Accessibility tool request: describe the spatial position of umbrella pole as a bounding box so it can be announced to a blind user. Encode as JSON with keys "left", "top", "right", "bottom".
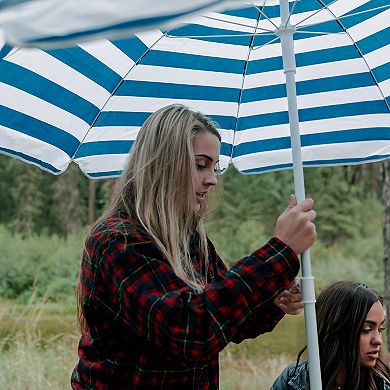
{"left": 278, "top": 0, "right": 322, "bottom": 388}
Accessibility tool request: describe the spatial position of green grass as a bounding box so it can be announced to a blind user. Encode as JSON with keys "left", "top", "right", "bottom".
{"left": 0, "top": 299, "right": 305, "bottom": 390}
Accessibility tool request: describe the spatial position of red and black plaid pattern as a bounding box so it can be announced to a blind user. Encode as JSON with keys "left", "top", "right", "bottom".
{"left": 71, "top": 210, "right": 299, "bottom": 389}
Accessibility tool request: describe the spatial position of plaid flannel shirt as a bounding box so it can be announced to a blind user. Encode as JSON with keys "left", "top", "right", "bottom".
{"left": 71, "top": 210, "right": 299, "bottom": 389}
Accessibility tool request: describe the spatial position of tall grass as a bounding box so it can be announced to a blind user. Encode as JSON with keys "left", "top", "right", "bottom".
{"left": 0, "top": 295, "right": 78, "bottom": 389}
{"left": 0, "top": 296, "right": 302, "bottom": 389}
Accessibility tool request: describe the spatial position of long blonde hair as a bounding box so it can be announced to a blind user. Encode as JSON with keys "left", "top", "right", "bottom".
{"left": 78, "top": 105, "right": 221, "bottom": 323}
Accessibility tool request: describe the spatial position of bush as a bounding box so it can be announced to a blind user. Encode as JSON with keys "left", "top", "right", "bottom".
{"left": 0, "top": 225, "right": 88, "bottom": 303}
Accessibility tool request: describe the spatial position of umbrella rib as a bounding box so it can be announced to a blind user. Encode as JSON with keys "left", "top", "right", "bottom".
{"left": 295, "top": 4, "right": 390, "bottom": 30}
{"left": 286, "top": 0, "right": 299, "bottom": 27}
{"left": 167, "top": 33, "right": 276, "bottom": 38}
{"left": 70, "top": 33, "right": 167, "bottom": 162}
{"left": 230, "top": 0, "right": 269, "bottom": 164}
{"left": 294, "top": 0, "right": 339, "bottom": 29}
{"left": 252, "top": 36, "right": 280, "bottom": 51}
{"left": 294, "top": 30, "right": 345, "bottom": 36}
{"left": 252, "top": 4, "right": 278, "bottom": 29}
{"left": 313, "top": 0, "right": 390, "bottom": 113}
{"left": 202, "top": 15, "right": 274, "bottom": 33}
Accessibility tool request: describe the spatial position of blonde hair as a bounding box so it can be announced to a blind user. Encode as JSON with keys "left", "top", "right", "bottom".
{"left": 104, "top": 104, "right": 220, "bottom": 290}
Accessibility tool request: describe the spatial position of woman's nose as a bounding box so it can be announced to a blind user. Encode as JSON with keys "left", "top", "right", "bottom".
{"left": 372, "top": 331, "right": 383, "bottom": 345}
{"left": 204, "top": 171, "right": 217, "bottom": 186}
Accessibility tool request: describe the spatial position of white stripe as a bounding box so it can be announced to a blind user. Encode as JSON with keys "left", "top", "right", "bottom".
{"left": 379, "top": 79, "right": 390, "bottom": 99}
{"left": 188, "top": 12, "right": 263, "bottom": 33}
{"left": 135, "top": 29, "right": 165, "bottom": 49}
{"left": 126, "top": 64, "right": 243, "bottom": 88}
{"left": 6, "top": 49, "right": 111, "bottom": 106}
{"left": 78, "top": 40, "right": 135, "bottom": 77}
{"left": 364, "top": 44, "right": 390, "bottom": 70}
{"left": 0, "top": 83, "right": 90, "bottom": 140}
{"left": 348, "top": 8, "right": 390, "bottom": 42}
{"left": 0, "top": 125, "right": 71, "bottom": 171}
{"left": 233, "top": 114, "right": 390, "bottom": 145}
{"left": 103, "top": 96, "right": 238, "bottom": 116}
{"left": 82, "top": 126, "right": 140, "bottom": 142}
{"left": 252, "top": 33, "right": 352, "bottom": 61}
{"left": 154, "top": 35, "right": 249, "bottom": 60}
{"left": 329, "top": 0, "right": 372, "bottom": 18}
{"left": 75, "top": 153, "right": 130, "bottom": 174}
{"left": 233, "top": 141, "right": 390, "bottom": 171}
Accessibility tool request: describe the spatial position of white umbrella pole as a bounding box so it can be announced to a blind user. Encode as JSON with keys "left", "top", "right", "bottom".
{"left": 278, "top": 0, "right": 322, "bottom": 388}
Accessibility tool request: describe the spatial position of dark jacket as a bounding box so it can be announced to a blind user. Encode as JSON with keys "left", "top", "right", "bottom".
{"left": 270, "top": 360, "right": 390, "bottom": 390}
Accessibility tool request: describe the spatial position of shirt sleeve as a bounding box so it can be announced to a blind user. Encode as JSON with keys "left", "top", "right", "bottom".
{"left": 209, "top": 238, "right": 292, "bottom": 343}
{"left": 94, "top": 231, "right": 299, "bottom": 361}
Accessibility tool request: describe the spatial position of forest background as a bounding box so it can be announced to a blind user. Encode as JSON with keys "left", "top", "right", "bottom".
{"left": 0, "top": 154, "right": 387, "bottom": 389}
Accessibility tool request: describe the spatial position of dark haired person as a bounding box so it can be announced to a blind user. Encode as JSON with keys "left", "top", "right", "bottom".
{"left": 271, "top": 281, "right": 390, "bottom": 390}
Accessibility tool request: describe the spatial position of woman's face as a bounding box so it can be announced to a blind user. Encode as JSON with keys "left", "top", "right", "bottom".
{"left": 192, "top": 131, "right": 220, "bottom": 212}
{"left": 359, "top": 300, "right": 385, "bottom": 368}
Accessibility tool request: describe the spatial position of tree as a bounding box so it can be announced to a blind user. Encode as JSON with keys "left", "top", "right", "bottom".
{"left": 382, "top": 160, "right": 390, "bottom": 351}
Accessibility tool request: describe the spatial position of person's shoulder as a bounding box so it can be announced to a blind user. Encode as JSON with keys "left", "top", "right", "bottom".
{"left": 270, "top": 360, "right": 309, "bottom": 390}
{"left": 89, "top": 209, "right": 149, "bottom": 245}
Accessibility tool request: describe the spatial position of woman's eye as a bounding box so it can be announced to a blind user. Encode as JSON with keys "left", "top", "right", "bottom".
{"left": 362, "top": 328, "right": 371, "bottom": 334}
{"left": 379, "top": 326, "right": 386, "bottom": 333}
{"left": 196, "top": 164, "right": 207, "bottom": 170}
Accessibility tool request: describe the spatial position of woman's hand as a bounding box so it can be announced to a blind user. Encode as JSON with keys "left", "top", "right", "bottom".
{"left": 274, "top": 282, "right": 303, "bottom": 315}
{"left": 274, "top": 195, "right": 317, "bottom": 255}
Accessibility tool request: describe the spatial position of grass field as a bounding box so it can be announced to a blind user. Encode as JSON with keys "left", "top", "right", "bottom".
{"left": 0, "top": 298, "right": 305, "bottom": 389}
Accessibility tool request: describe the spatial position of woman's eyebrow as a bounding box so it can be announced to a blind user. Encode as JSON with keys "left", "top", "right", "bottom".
{"left": 195, "top": 154, "right": 219, "bottom": 163}
{"left": 364, "top": 320, "right": 385, "bottom": 326}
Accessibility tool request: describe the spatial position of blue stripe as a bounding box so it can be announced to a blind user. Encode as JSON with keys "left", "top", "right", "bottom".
{"left": 0, "top": 147, "right": 61, "bottom": 174}
{"left": 294, "top": 20, "right": 343, "bottom": 37}
{"left": 95, "top": 112, "right": 236, "bottom": 131}
{"left": 118, "top": 80, "right": 240, "bottom": 101}
{"left": 169, "top": 25, "right": 253, "bottom": 46}
{"left": 0, "top": 44, "right": 12, "bottom": 60}
{"left": 233, "top": 127, "right": 390, "bottom": 157}
{"left": 0, "top": 61, "right": 100, "bottom": 124}
{"left": 240, "top": 154, "right": 390, "bottom": 174}
{"left": 75, "top": 140, "right": 133, "bottom": 158}
{"left": 299, "top": 100, "right": 388, "bottom": 122}
{"left": 220, "top": 142, "right": 232, "bottom": 157}
{"left": 87, "top": 170, "right": 123, "bottom": 178}
{"left": 140, "top": 50, "right": 245, "bottom": 74}
{"left": 247, "top": 45, "right": 360, "bottom": 75}
{"left": 296, "top": 45, "right": 360, "bottom": 67}
{"left": 238, "top": 101, "right": 387, "bottom": 130}
{"left": 47, "top": 46, "right": 122, "bottom": 92}
{"left": 112, "top": 37, "right": 149, "bottom": 64}
{"left": 357, "top": 27, "right": 390, "bottom": 54}
{"left": 373, "top": 62, "right": 390, "bottom": 84}
{"left": 0, "top": 106, "right": 80, "bottom": 156}
{"left": 95, "top": 112, "right": 151, "bottom": 127}
{"left": 241, "top": 72, "right": 375, "bottom": 103}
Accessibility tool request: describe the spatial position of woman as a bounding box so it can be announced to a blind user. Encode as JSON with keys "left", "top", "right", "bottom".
{"left": 271, "top": 281, "right": 390, "bottom": 390}
{"left": 71, "top": 104, "right": 316, "bottom": 389}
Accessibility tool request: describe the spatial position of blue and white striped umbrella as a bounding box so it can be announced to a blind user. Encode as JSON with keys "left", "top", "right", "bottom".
{"left": 0, "top": 0, "right": 239, "bottom": 48}
{"left": 1, "top": 1, "right": 389, "bottom": 386}
{"left": 0, "top": 0, "right": 388, "bottom": 179}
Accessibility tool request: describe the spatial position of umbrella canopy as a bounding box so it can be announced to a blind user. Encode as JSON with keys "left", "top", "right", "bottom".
{"left": 0, "top": 0, "right": 240, "bottom": 48}
{"left": 0, "top": 0, "right": 388, "bottom": 179}
{"left": 1, "top": 1, "right": 389, "bottom": 387}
